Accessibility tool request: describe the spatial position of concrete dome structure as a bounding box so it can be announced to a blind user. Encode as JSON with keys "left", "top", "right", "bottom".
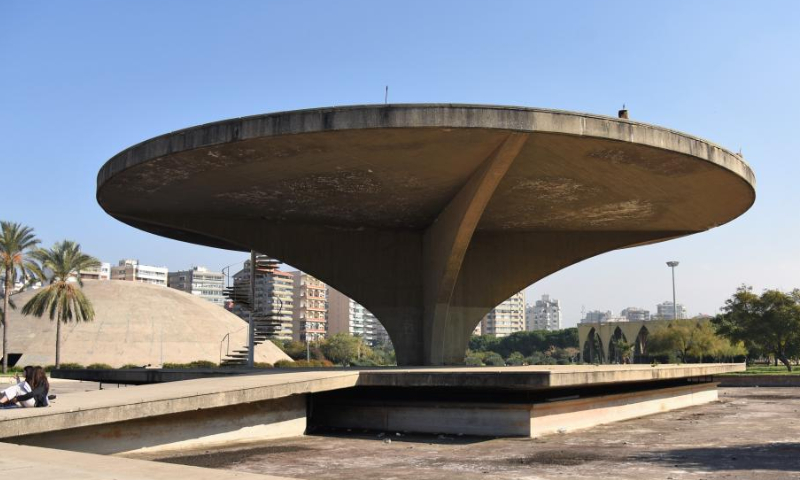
{"left": 97, "top": 104, "right": 756, "bottom": 365}
{"left": 2, "top": 280, "right": 291, "bottom": 367}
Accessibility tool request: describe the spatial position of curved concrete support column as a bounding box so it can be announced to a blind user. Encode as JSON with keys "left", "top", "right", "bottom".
{"left": 422, "top": 133, "right": 529, "bottom": 365}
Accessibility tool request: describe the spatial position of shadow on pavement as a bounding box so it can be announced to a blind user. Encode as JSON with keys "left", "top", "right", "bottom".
{"left": 640, "top": 443, "right": 800, "bottom": 472}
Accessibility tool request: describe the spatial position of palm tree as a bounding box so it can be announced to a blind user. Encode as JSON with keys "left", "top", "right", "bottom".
{"left": 0, "top": 221, "right": 40, "bottom": 373}
{"left": 22, "top": 240, "right": 99, "bottom": 368}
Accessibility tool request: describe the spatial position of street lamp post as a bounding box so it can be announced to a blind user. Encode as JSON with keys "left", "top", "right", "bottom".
{"left": 666, "top": 261, "right": 679, "bottom": 320}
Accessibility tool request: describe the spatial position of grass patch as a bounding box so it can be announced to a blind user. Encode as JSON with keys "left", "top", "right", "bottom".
{"left": 723, "top": 365, "right": 800, "bottom": 376}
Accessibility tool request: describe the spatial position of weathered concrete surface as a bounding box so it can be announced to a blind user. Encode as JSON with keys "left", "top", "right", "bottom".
{"left": 311, "top": 382, "right": 718, "bottom": 438}
{"left": 97, "top": 104, "right": 756, "bottom": 365}
{"left": 153, "top": 388, "right": 800, "bottom": 480}
{"left": 0, "top": 370, "right": 359, "bottom": 439}
{"left": 357, "top": 363, "right": 744, "bottom": 389}
{"left": 0, "top": 365, "right": 741, "bottom": 442}
{"left": 1, "top": 280, "right": 290, "bottom": 367}
{"left": 13, "top": 395, "right": 307, "bottom": 455}
{"left": 0, "top": 442, "right": 296, "bottom": 480}
{"left": 715, "top": 374, "right": 800, "bottom": 387}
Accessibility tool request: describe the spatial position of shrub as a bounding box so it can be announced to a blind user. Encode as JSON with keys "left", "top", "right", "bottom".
{"left": 465, "top": 355, "right": 484, "bottom": 366}
{"left": 483, "top": 352, "right": 506, "bottom": 366}
{"left": 86, "top": 363, "right": 113, "bottom": 370}
{"left": 120, "top": 364, "right": 145, "bottom": 369}
{"left": 56, "top": 363, "right": 84, "bottom": 370}
{"left": 274, "top": 359, "right": 333, "bottom": 368}
{"left": 162, "top": 362, "right": 190, "bottom": 369}
{"left": 254, "top": 362, "right": 274, "bottom": 368}
{"left": 187, "top": 360, "right": 217, "bottom": 369}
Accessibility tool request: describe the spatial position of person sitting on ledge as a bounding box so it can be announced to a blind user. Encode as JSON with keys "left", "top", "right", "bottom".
{"left": 9, "top": 367, "right": 50, "bottom": 408}
{"left": 0, "top": 366, "right": 35, "bottom": 408}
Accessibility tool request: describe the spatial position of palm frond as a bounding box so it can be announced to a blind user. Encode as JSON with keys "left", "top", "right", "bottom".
{"left": 21, "top": 239, "right": 99, "bottom": 325}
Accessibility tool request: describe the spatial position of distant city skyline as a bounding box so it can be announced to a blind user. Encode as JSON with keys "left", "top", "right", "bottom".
{"left": 3, "top": 1, "right": 798, "bottom": 332}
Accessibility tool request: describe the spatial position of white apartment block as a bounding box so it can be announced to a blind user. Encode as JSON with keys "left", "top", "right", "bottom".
{"left": 110, "top": 259, "right": 168, "bottom": 286}
{"left": 168, "top": 266, "right": 225, "bottom": 306}
{"left": 232, "top": 262, "right": 295, "bottom": 340}
{"left": 528, "top": 294, "right": 562, "bottom": 331}
{"left": 476, "top": 290, "right": 526, "bottom": 337}
{"left": 327, "top": 287, "right": 389, "bottom": 346}
{"left": 656, "top": 301, "right": 687, "bottom": 320}
{"left": 581, "top": 310, "right": 612, "bottom": 324}
{"left": 621, "top": 307, "right": 650, "bottom": 322}
{"left": 80, "top": 262, "right": 111, "bottom": 280}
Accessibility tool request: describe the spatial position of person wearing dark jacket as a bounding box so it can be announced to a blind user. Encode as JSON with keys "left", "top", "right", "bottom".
{"left": 6, "top": 367, "right": 49, "bottom": 408}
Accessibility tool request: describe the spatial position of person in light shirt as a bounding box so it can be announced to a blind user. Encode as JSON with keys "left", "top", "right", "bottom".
{"left": 0, "top": 366, "right": 35, "bottom": 408}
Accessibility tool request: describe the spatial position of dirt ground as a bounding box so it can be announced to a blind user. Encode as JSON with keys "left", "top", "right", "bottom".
{"left": 155, "top": 388, "right": 800, "bottom": 479}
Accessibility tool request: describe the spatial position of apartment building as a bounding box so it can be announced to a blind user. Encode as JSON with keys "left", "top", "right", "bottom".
{"left": 168, "top": 266, "right": 225, "bottom": 306}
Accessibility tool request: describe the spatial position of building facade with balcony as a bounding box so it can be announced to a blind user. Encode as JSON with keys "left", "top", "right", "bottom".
{"left": 291, "top": 271, "right": 327, "bottom": 342}
{"left": 476, "top": 290, "right": 526, "bottom": 337}
{"left": 168, "top": 266, "right": 225, "bottom": 306}
{"left": 110, "top": 259, "right": 168, "bottom": 286}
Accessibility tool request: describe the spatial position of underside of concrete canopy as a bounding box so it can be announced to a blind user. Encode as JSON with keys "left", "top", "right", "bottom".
{"left": 96, "top": 104, "right": 756, "bottom": 365}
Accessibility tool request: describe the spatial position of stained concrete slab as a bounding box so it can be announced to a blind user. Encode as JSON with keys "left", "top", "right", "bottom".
{"left": 152, "top": 388, "right": 800, "bottom": 480}
{"left": 0, "top": 365, "right": 742, "bottom": 440}
{"left": 0, "top": 442, "right": 296, "bottom": 480}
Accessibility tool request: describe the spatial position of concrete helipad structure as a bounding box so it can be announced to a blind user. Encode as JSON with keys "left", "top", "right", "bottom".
{"left": 97, "top": 105, "right": 756, "bottom": 365}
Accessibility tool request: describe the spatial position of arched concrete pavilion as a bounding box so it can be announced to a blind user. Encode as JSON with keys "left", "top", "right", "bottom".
{"left": 97, "top": 104, "right": 755, "bottom": 365}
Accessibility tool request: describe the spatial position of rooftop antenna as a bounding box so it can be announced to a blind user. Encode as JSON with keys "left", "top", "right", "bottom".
{"left": 385, "top": 85, "right": 388, "bottom": 104}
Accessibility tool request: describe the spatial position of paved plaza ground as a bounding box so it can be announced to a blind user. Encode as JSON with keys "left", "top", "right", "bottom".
{"left": 153, "top": 387, "right": 800, "bottom": 480}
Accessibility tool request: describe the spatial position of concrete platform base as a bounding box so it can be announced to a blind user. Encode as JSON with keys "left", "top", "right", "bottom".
{"left": 311, "top": 382, "right": 719, "bottom": 438}
{"left": 10, "top": 395, "right": 307, "bottom": 456}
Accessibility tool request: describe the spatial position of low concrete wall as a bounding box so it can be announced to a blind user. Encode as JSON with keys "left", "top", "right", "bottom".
{"left": 10, "top": 395, "right": 307, "bottom": 456}
{"left": 530, "top": 382, "right": 718, "bottom": 436}
{"left": 314, "top": 400, "right": 531, "bottom": 436}
{"left": 311, "top": 383, "right": 719, "bottom": 438}
{"left": 715, "top": 375, "right": 800, "bottom": 387}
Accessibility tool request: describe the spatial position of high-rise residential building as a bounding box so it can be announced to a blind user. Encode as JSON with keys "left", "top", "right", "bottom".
{"left": 80, "top": 262, "right": 111, "bottom": 280}
{"left": 528, "top": 294, "right": 561, "bottom": 331}
{"left": 110, "top": 259, "right": 168, "bottom": 286}
{"left": 168, "top": 266, "right": 225, "bottom": 306}
{"left": 581, "top": 310, "right": 612, "bottom": 323}
{"left": 621, "top": 307, "right": 650, "bottom": 322}
{"left": 477, "top": 291, "right": 526, "bottom": 337}
{"left": 656, "top": 301, "right": 687, "bottom": 320}
{"left": 232, "top": 261, "right": 295, "bottom": 340}
{"left": 327, "top": 287, "right": 389, "bottom": 346}
{"left": 291, "top": 271, "right": 327, "bottom": 342}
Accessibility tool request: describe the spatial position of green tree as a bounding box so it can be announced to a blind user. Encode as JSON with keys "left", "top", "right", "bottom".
{"left": 506, "top": 351, "right": 525, "bottom": 366}
{"left": 320, "top": 333, "right": 361, "bottom": 366}
{"left": 0, "top": 221, "right": 40, "bottom": 373}
{"left": 713, "top": 286, "right": 800, "bottom": 371}
{"left": 21, "top": 240, "right": 100, "bottom": 368}
{"left": 483, "top": 351, "right": 505, "bottom": 366}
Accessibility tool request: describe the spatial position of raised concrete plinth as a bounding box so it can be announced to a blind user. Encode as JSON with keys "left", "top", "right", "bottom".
{"left": 97, "top": 104, "right": 756, "bottom": 365}
{"left": 0, "top": 364, "right": 742, "bottom": 452}
{"left": 357, "top": 363, "right": 741, "bottom": 389}
{"left": 0, "top": 371, "right": 359, "bottom": 440}
{"left": 313, "top": 382, "right": 719, "bottom": 438}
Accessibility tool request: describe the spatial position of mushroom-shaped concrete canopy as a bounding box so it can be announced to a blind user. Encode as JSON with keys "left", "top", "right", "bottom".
{"left": 97, "top": 104, "right": 756, "bottom": 365}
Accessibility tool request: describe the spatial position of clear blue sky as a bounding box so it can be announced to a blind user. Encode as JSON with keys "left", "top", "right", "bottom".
{"left": 2, "top": 1, "right": 798, "bottom": 326}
